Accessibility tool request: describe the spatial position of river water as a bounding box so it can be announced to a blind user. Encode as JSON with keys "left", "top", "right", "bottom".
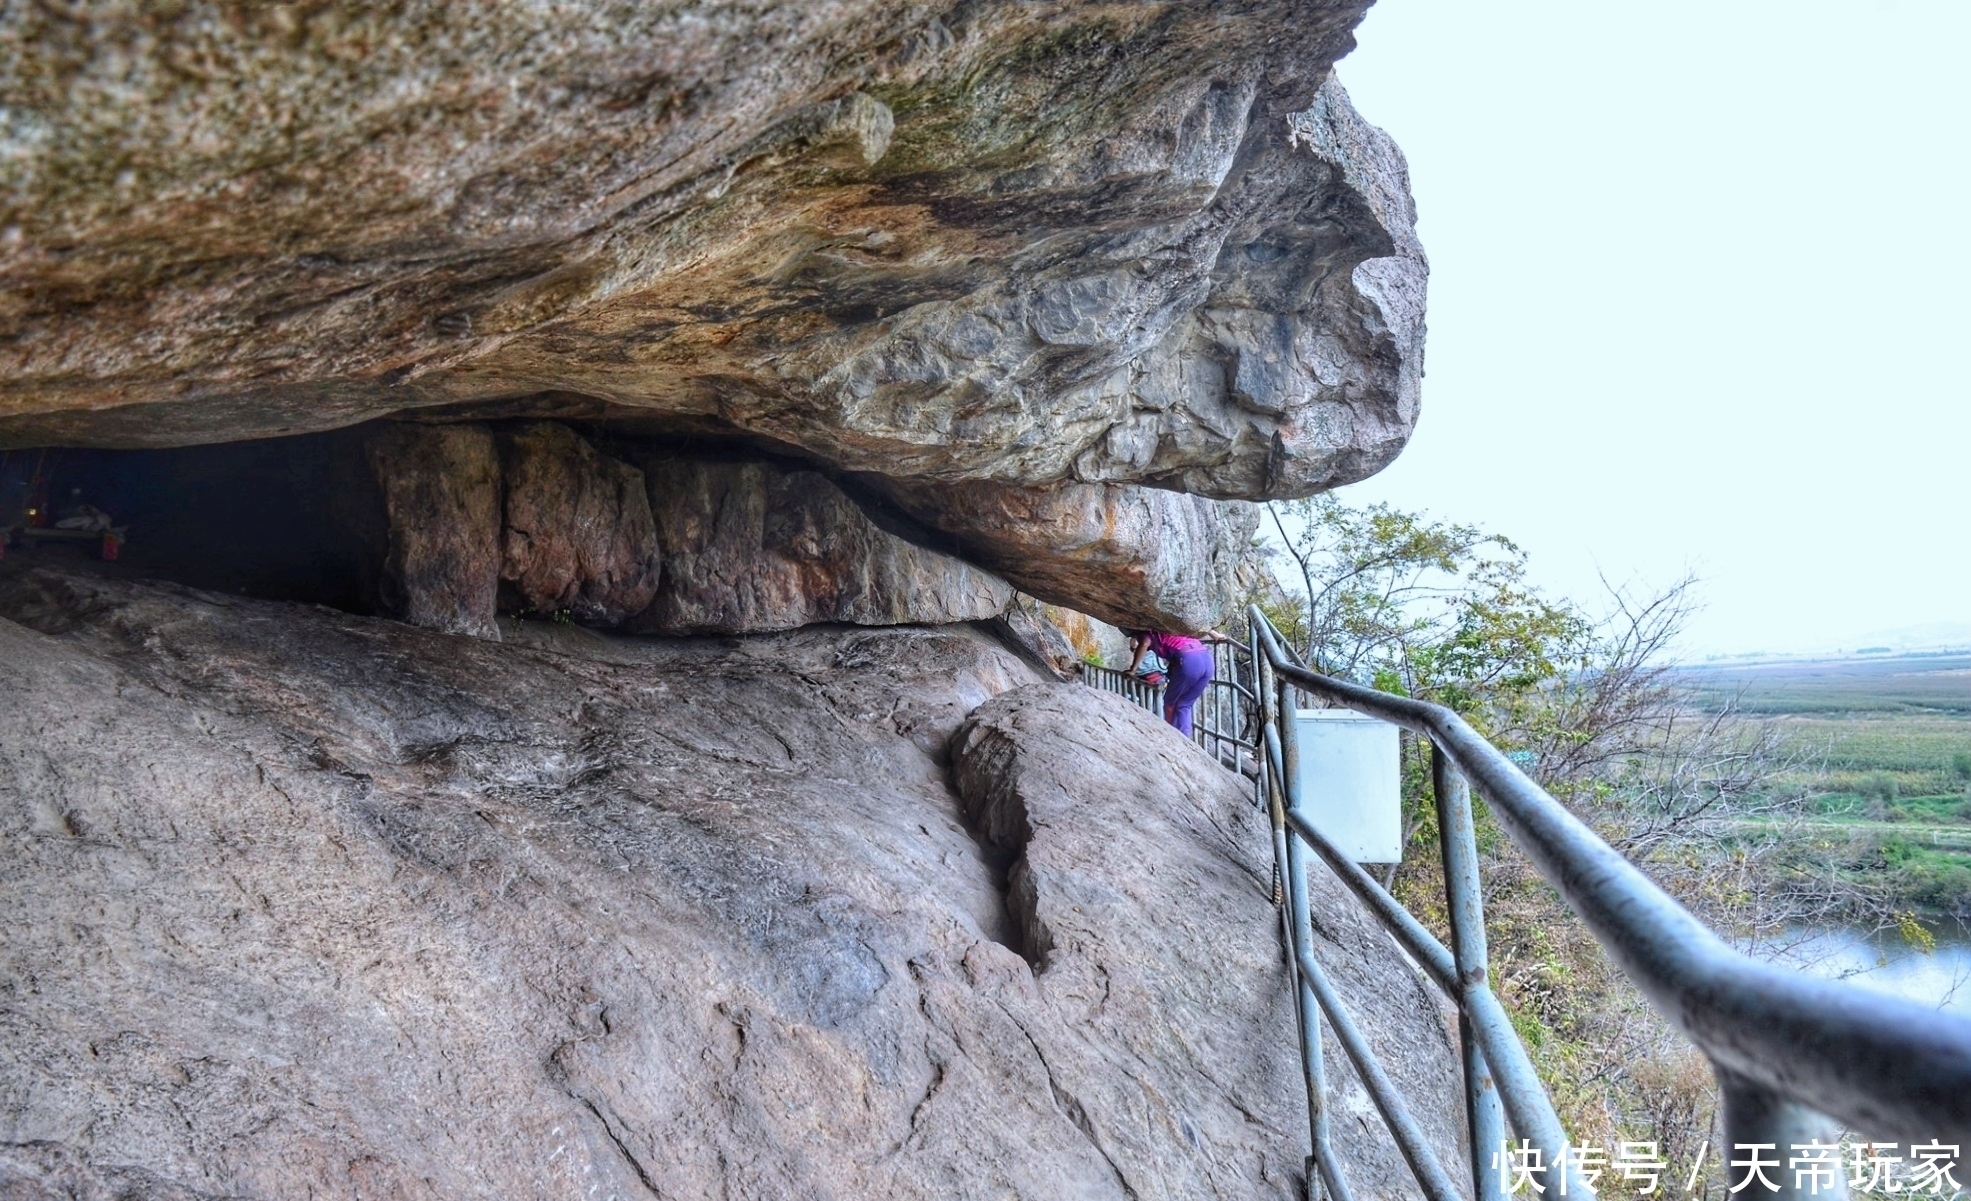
{"left": 1774, "top": 919, "right": 1971, "bottom": 1018}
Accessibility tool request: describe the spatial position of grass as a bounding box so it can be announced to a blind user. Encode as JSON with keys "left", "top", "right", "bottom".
{"left": 1679, "top": 653, "right": 1971, "bottom": 917}
{"left": 1768, "top": 712, "right": 1971, "bottom": 809}
{"left": 1679, "top": 654, "right": 1971, "bottom": 709}
{"left": 1680, "top": 652, "right": 1971, "bottom": 714}
{"left": 1776, "top": 710, "right": 1971, "bottom": 771}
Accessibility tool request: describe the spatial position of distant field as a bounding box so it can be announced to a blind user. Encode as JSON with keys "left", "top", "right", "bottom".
{"left": 1675, "top": 654, "right": 1971, "bottom": 916}
{"left": 1678, "top": 653, "right": 1971, "bottom": 714}
{"left": 1770, "top": 713, "right": 1971, "bottom": 777}
{"left": 1678, "top": 653, "right": 1971, "bottom": 794}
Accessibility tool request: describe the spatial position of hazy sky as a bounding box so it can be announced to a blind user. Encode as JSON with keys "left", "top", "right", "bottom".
{"left": 1327, "top": 0, "right": 1969, "bottom": 657}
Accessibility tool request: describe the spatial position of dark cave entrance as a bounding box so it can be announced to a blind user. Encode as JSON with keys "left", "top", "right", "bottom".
{"left": 0, "top": 415, "right": 975, "bottom": 633}
{"left": 0, "top": 428, "right": 388, "bottom": 613}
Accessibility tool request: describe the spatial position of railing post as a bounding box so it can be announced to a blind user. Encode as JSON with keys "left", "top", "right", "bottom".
{"left": 1274, "top": 670, "right": 1351, "bottom": 1201}
{"left": 1281, "top": 677, "right": 1465, "bottom": 1201}
{"left": 1250, "top": 627, "right": 1266, "bottom": 810}
{"left": 1434, "top": 745, "right": 1509, "bottom": 1201}
{"left": 1717, "top": 1073, "right": 1848, "bottom": 1199}
{"left": 1253, "top": 612, "right": 1593, "bottom": 1198}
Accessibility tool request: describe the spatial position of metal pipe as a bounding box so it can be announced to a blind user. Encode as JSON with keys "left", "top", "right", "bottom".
{"left": 1293, "top": 943, "right": 1463, "bottom": 1201}
{"left": 1276, "top": 674, "right": 1351, "bottom": 1201}
{"left": 1281, "top": 805, "right": 1589, "bottom": 1197}
{"left": 1262, "top": 716, "right": 1585, "bottom": 1194}
{"left": 1252, "top": 607, "right": 1971, "bottom": 1144}
{"left": 1434, "top": 747, "right": 1509, "bottom": 1201}
{"left": 1717, "top": 1072, "right": 1847, "bottom": 1199}
{"left": 1250, "top": 627, "right": 1267, "bottom": 811}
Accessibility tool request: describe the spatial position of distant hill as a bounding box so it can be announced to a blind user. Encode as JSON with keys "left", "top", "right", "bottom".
{"left": 1691, "top": 622, "right": 1971, "bottom": 667}
{"left": 1676, "top": 652, "right": 1971, "bottom": 715}
{"left": 1837, "top": 622, "right": 1971, "bottom": 655}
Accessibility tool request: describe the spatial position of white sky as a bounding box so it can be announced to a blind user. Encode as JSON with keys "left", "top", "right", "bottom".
{"left": 1326, "top": 0, "right": 1970, "bottom": 657}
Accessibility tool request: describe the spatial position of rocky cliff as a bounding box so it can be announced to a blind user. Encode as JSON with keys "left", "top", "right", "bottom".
{"left": 0, "top": 569, "right": 1466, "bottom": 1199}
{"left": 0, "top": 0, "right": 1423, "bottom": 633}
{"left": 0, "top": 4, "right": 1443, "bottom": 1197}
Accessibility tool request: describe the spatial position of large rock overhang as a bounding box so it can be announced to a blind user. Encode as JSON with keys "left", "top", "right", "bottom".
{"left": 0, "top": 1, "right": 1426, "bottom": 630}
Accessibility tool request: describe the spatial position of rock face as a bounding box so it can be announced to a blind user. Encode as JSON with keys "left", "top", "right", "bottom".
{"left": 634, "top": 454, "right": 1012, "bottom": 634}
{"left": 365, "top": 422, "right": 503, "bottom": 640}
{"left": 497, "top": 422, "right": 662, "bottom": 625}
{"left": 0, "top": 568, "right": 1465, "bottom": 1199}
{"left": 950, "top": 686, "right": 1473, "bottom": 1197}
{"left": 362, "top": 421, "right": 1016, "bottom": 637}
{"left": 882, "top": 477, "right": 1260, "bottom": 631}
{"left": 0, "top": 6, "right": 1422, "bottom": 492}
{"left": 990, "top": 594, "right": 1087, "bottom": 679}
{"left": 984, "top": 595, "right": 1130, "bottom": 679}
{"left": 0, "top": 8, "right": 1446, "bottom": 1195}
{"left": 1035, "top": 599, "right": 1133, "bottom": 668}
{"left": 0, "top": 2, "right": 1424, "bottom": 630}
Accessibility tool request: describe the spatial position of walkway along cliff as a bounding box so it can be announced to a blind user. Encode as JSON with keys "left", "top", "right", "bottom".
{"left": 1095, "top": 621, "right": 1971, "bottom": 1199}
{"left": 5, "top": 6, "right": 1969, "bottom": 1199}
{"left": 0, "top": 2, "right": 1457, "bottom": 1197}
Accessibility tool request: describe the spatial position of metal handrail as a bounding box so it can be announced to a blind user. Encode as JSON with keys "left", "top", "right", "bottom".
{"left": 1244, "top": 605, "right": 1971, "bottom": 1200}
{"left": 1081, "top": 641, "right": 1261, "bottom": 782}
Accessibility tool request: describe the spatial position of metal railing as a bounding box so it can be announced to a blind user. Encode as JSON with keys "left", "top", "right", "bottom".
{"left": 1081, "top": 635, "right": 1261, "bottom": 788}
{"left": 1084, "top": 611, "right": 1971, "bottom": 1200}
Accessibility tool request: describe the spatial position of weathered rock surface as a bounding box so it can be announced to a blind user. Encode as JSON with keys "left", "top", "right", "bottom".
{"left": 881, "top": 476, "right": 1260, "bottom": 631}
{"left": 0, "top": 6, "right": 1446, "bottom": 1193}
{"left": 365, "top": 422, "right": 502, "bottom": 640}
{"left": 989, "top": 594, "right": 1087, "bottom": 679}
{"left": 0, "top": 1141, "right": 227, "bottom": 1201}
{"left": 497, "top": 422, "right": 661, "bottom": 625}
{"left": 0, "top": 1, "right": 1426, "bottom": 639}
{"left": 1035, "top": 599, "right": 1133, "bottom": 668}
{"left": 0, "top": 4, "right": 1423, "bottom": 510}
{"left": 950, "top": 686, "right": 1473, "bottom": 1197}
{"left": 984, "top": 595, "right": 1129, "bottom": 679}
{"left": 634, "top": 454, "right": 1011, "bottom": 634}
{"left": 0, "top": 568, "right": 1464, "bottom": 1199}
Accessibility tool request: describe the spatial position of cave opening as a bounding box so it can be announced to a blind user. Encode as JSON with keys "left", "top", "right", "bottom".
{"left": 0, "top": 429, "right": 388, "bottom": 613}
{"left": 0, "top": 415, "right": 969, "bottom": 636}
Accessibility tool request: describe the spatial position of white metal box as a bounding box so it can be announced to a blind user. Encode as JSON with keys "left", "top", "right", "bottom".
{"left": 1292, "top": 709, "right": 1403, "bottom": 863}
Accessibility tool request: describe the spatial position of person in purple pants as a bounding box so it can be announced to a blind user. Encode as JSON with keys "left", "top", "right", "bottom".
{"left": 1123, "top": 629, "right": 1221, "bottom": 737}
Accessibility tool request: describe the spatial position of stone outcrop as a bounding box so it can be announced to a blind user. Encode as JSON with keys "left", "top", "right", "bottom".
{"left": 0, "top": 568, "right": 1465, "bottom": 1199}
{"left": 634, "top": 454, "right": 1012, "bottom": 634}
{"left": 365, "top": 422, "right": 503, "bottom": 640}
{"left": 990, "top": 594, "right": 1087, "bottom": 679}
{"left": 0, "top": 7, "right": 1446, "bottom": 1196}
{"left": 497, "top": 422, "right": 662, "bottom": 625}
{"left": 1034, "top": 599, "right": 1133, "bottom": 668}
{"left": 0, "top": 6, "right": 1422, "bottom": 491}
{"left": 986, "top": 596, "right": 1130, "bottom": 679}
{"left": 949, "top": 685, "right": 1471, "bottom": 1196}
{"left": 364, "top": 422, "right": 1020, "bottom": 636}
{"left": 0, "top": 2, "right": 1424, "bottom": 630}
{"left": 881, "top": 477, "right": 1260, "bottom": 631}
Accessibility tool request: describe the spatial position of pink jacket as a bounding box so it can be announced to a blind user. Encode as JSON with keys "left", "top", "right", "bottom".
{"left": 1146, "top": 632, "right": 1206, "bottom": 658}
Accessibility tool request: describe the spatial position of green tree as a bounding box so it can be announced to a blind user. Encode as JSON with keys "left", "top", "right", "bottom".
{"left": 1255, "top": 495, "right": 1773, "bottom": 837}
{"left": 1253, "top": 495, "right": 1809, "bottom": 1171}
{"left": 1261, "top": 493, "right": 1588, "bottom": 748}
